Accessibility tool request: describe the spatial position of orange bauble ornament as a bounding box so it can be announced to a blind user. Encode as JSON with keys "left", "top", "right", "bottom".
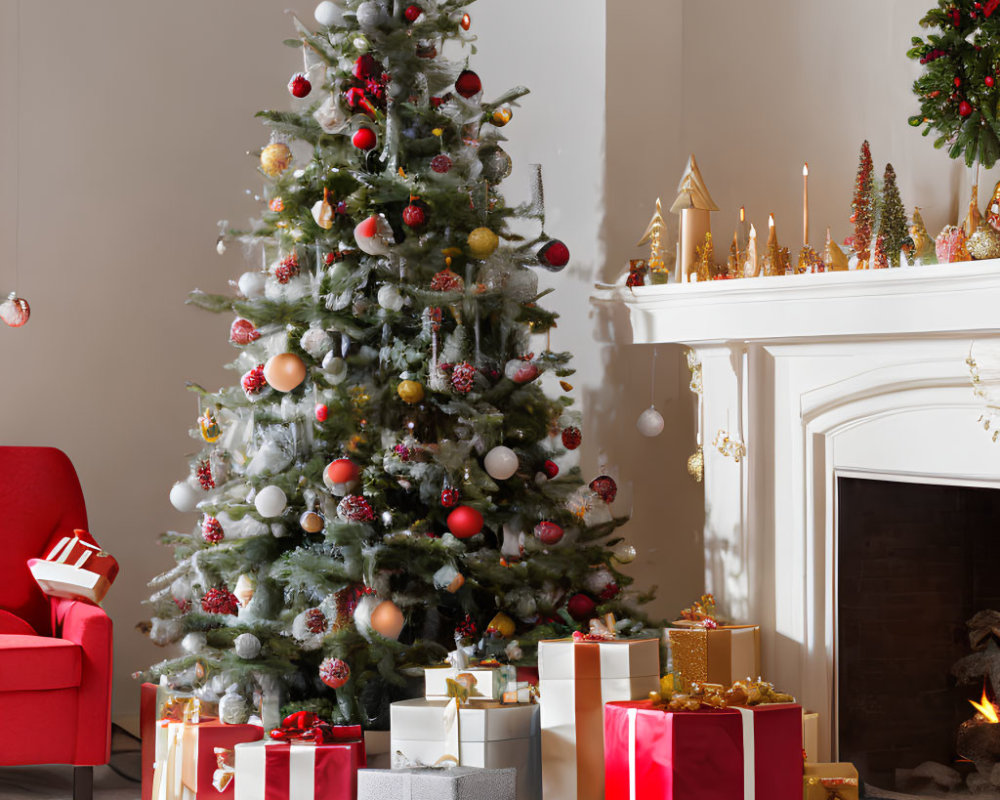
{"left": 324, "top": 459, "right": 360, "bottom": 495}
{"left": 370, "top": 599, "right": 405, "bottom": 640}
{"left": 263, "top": 353, "right": 307, "bottom": 392}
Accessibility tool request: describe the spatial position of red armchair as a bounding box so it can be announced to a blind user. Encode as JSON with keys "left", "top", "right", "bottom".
{"left": 0, "top": 446, "right": 112, "bottom": 800}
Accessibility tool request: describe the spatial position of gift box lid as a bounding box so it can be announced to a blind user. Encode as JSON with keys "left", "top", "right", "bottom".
{"left": 537, "top": 637, "right": 660, "bottom": 681}
{"left": 390, "top": 698, "right": 538, "bottom": 743}
{"left": 358, "top": 765, "right": 516, "bottom": 800}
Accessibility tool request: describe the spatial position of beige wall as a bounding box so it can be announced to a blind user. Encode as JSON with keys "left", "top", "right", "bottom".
{"left": 0, "top": 0, "right": 975, "bottom": 729}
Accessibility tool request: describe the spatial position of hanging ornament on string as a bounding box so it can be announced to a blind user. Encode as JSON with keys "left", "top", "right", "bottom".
{"left": 686, "top": 349, "right": 703, "bottom": 480}
{"left": 0, "top": 294, "right": 29, "bottom": 327}
{"left": 637, "top": 347, "right": 665, "bottom": 437}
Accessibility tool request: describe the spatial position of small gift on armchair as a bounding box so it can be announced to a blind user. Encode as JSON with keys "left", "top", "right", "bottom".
{"left": 27, "top": 528, "right": 119, "bottom": 604}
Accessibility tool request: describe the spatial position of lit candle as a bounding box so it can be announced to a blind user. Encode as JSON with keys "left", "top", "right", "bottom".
{"left": 746, "top": 224, "right": 758, "bottom": 277}
{"left": 802, "top": 163, "right": 809, "bottom": 247}
{"left": 767, "top": 213, "right": 777, "bottom": 248}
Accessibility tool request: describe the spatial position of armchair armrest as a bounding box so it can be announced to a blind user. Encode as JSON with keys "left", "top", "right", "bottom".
{"left": 51, "top": 597, "right": 113, "bottom": 765}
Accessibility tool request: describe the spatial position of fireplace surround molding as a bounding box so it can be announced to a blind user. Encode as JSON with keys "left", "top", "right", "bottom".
{"left": 596, "top": 260, "right": 1000, "bottom": 760}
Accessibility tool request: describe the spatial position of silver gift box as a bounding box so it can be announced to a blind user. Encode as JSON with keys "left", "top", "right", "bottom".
{"left": 357, "top": 766, "right": 516, "bottom": 800}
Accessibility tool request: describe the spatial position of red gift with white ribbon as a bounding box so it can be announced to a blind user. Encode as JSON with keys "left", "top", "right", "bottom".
{"left": 27, "top": 528, "right": 119, "bottom": 603}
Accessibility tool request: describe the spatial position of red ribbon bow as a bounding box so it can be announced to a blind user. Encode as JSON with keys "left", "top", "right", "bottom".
{"left": 268, "top": 711, "right": 362, "bottom": 745}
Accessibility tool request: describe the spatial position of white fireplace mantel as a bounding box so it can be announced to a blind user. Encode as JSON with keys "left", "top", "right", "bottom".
{"left": 596, "top": 260, "right": 1000, "bottom": 761}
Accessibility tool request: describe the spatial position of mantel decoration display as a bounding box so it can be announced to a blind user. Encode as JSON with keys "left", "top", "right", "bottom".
{"left": 140, "top": 0, "right": 658, "bottom": 730}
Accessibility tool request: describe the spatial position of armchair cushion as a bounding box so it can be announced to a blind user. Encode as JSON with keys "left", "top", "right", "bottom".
{"left": 0, "top": 610, "right": 37, "bottom": 636}
{"left": 0, "top": 635, "right": 81, "bottom": 691}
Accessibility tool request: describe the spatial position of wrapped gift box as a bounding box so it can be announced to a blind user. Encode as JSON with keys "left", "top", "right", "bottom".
{"left": 803, "top": 763, "right": 859, "bottom": 800}
{"left": 666, "top": 624, "right": 760, "bottom": 688}
{"left": 425, "top": 664, "right": 517, "bottom": 701}
{"left": 151, "top": 717, "right": 263, "bottom": 800}
{"left": 390, "top": 698, "right": 540, "bottom": 800}
{"left": 358, "top": 766, "right": 516, "bottom": 800}
{"left": 603, "top": 699, "right": 802, "bottom": 800}
{"left": 234, "top": 728, "right": 366, "bottom": 800}
{"left": 537, "top": 638, "right": 660, "bottom": 800}
{"left": 27, "top": 530, "right": 119, "bottom": 603}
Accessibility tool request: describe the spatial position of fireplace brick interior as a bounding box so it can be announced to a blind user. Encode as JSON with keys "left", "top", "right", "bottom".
{"left": 838, "top": 476, "right": 1000, "bottom": 789}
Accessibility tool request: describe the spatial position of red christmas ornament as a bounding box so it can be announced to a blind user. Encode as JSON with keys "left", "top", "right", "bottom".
{"left": 242, "top": 364, "right": 267, "bottom": 396}
{"left": 534, "top": 520, "right": 564, "bottom": 545}
{"left": 567, "top": 593, "right": 597, "bottom": 623}
{"left": 960, "top": 100, "right": 974, "bottom": 116}
{"left": 451, "top": 361, "right": 477, "bottom": 394}
{"left": 988, "top": 75, "right": 996, "bottom": 87}
{"left": 288, "top": 73, "right": 312, "bottom": 98}
{"left": 269, "top": 197, "right": 285, "bottom": 213}
{"left": 326, "top": 458, "right": 360, "bottom": 487}
{"left": 230, "top": 318, "right": 260, "bottom": 345}
{"left": 599, "top": 582, "right": 620, "bottom": 601}
{"left": 304, "top": 608, "right": 328, "bottom": 634}
{"left": 0, "top": 294, "right": 29, "bottom": 328}
{"left": 455, "top": 613, "right": 477, "bottom": 638}
{"left": 954, "top": 77, "right": 963, "bottom": 87}
{"left": 196, "top": 459, "right": 215, "bottom": 490}
{"left": 201, "top": 586, "right": 239, "bottom": 615}
{"left": 561, "top": 426, "right": 582, "bottom": 450}
{"left": 542, "top": 460, "right": 559, "bottom": 479}
{"left": 338, "top": 494, "right": 375, "bottom": 522}
{"left": 440, "top": 487, "right": 460, "bottom": 508}
{"left": 455, "top": 69, "right": 482, "bottom": 98}
{"left": 352, "top": 127, "right": 378, "bottom": 150}
{"left": 319, "top": 657, "right": 351, "bottom": 689}
{"left": 537, "top": 240, "right": 570, "bottom": 270}
{"left": 201, "top": 516, "right": 224, "bottom": 544}
{"left": 430, "top": 267, "right": 463, "bottom": 292}
{"left": 460, "top": 13, "right": 471, "bottom": 30}
{"left": 402, "top": 203, "right": 427, "bottom": 228}
{"left": 275, "top": 252, "right": 300, "bottom": 284}
{"left": 431, "top": 154, "right": 453, "bottom": 173}
{"left": 589, "top": 475, "right": 618, "bottom": 504}
{"left": 315, "top": 404, "right": 329, "bottom": 422}
{"left": 353, "top": 54, "right": 380, "bottom": 80}
{"left": 447, "top": 505, "right": 484, "bottom": 538}
{"left": 430, "top": 95, "right": 446, "bottom": 109}
{"left": 403, "top": 4, "right": 422, "bottom": 22}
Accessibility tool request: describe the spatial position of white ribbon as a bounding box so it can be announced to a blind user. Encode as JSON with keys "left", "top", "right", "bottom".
{"left": 441, "top": 697, "right": 461, "bottom": 764}
{"left": 46, "top": 535, "right": 100, "bottom": 568}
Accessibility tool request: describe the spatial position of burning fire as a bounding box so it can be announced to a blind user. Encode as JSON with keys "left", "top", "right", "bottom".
{"left": 970, "top": 687, "right": 999, "bottom": 724}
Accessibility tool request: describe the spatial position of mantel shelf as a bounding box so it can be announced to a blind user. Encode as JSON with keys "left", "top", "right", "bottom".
{"left": 594, "top": 259, "right": 1000, "bottom": 346}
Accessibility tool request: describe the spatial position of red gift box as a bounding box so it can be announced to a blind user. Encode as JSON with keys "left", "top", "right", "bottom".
{"left": 233, "top": 725, "right": 367, "bottom": 800}
{"left": 27, "top": 529, "right": 119, "bottom": 603}
{"left": 603, "top": 700, "right": 802, "bottom": 800}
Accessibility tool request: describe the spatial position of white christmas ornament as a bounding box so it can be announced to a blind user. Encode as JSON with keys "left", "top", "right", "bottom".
{"left": 254, "top": 485, "right": 287, "bottom": 518}
{"left": 234, "top": 633, "right": 262, "bottom": 660}
{"left": 300, "top": 326, "right": 334, "bottom": 359}
{"left": 377, "top": 284, "right": 405, "bottom": 312}
{"left": 484, "top": 446, "right": 518, "bottom": 480}
{"left": 354, "top": 214, "right": 394, "bottom": 255}
{"left": 322, "top": 352, "right": 349, "bottom": 383}
{"left": 636, "top": 406, "right": 665, "bottom": 437}
{"left": 314, "top": 1, "right": 345, "bottom": 27}
{"left": 352, "top": 593, "right": 379, "bottom": 643}
{"left": 355, "top": 1, "right": 384, "bottom": 30}
{"left": 181, "top": 632, "right": 207, "bottom": 654}
{"left": 169, "top": 481, "right": 200, "bottom": 513}
{"left": 150, "top": 617, "right": 183, "bottom": 646}
{"left": 216, "top": 240, "right": 226, "bottom": 255}
{"left": 314, "top": 94, "right": 347, "bottom": 134}
{"left": 238, "top": 271, "right": 267, "bottom": 299}
{"left": 219, "top": 684, "right": 251, "bottom": 724}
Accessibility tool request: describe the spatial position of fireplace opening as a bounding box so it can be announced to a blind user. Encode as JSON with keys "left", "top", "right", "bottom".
{"left": 837, "top": 476, "right": 1000, "bottom": 794}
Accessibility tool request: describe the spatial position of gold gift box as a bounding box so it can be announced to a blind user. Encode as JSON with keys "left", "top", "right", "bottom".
{"left": 803, "top": 763, "right": 859, "bottom": 800}
{"left": 667, "top": 623, "right": 760, "bottom": 688}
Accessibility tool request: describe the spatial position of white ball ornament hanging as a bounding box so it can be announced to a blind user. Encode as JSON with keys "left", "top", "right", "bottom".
{"left": 254, "top": 485, "right": 287, "bottom": 518}
{"left": 611, "top": 541, "right": 637, "bottom": 564}
{"left": 355, "top": 1, "right": 384, "bottom": 31}
{"left": 181, "top": 632, "right": 207, "bottom": 654}
{"left": 234, "top": 633, "right": 262, "bottom": 660}
{"left": 219, "top": 684, "right": 251, "bottom": 724}
{"left": 636, "top": 406, "right": 665, "bottom": 437}
{"left": 238, "top": 271, "right": 267, "bottom": 299}
{"left": 322, "top": 352, "right": 349, "bottom": 384}
{"left": 354, "top": 214, "right": 394, "bottom": 255}
{"left": 300, "top": 327, "right": 334, "bottom": 360}
{"left": 170, "top": 481, "right": 200, "bottom": 513}
{"left": 377, "top": 285, "right": 405, "bottom": 312}
{"left": 484, "top": 446, "right": 519, "bottom": 480}
{"left": 314, "top": 0, "right": 345, "bottom": 27}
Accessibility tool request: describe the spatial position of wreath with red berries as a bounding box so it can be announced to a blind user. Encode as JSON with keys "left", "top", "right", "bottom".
{"left": 908, "top": 0, "right": 1000, "bottom": 167}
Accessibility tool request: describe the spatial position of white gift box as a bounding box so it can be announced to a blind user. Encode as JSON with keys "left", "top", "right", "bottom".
{"left": 358, "top": 766, "right": 516, "bottom": 800}
{"left": 390, "top": 699, "right": 540, "bottom": 800}
{"left": 424, "top": 665, "right": 517, "bottom": 701}
{"left": 537, "top": 638, "right": 660, "bottom": 800}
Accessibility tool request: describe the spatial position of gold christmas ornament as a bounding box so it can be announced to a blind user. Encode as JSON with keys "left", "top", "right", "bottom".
{"left": 823, "top": 228, "right": 849, "bottom": 271}
{"left": 260, "top": 142, "right": 292, "bottom": 177}
{"left": 908, "top": 208, "right": 935, "bottom": 263}
{"left": 299, "top": 511, "right": 324, "bottom": 533}
{"left": 638, "top": 198, "right": 671, "bottom": 277}
{"left": 487, "top": 611, "right": 516, "bottom": 638}
{"left": 467, "top": 227, "right": 499, "bottom": 259}
{"left": 968, "top": 221, "right": 1000, "bottom": 260}
{"left": 796, "top": 245, "right": 823, "bottom": 274}
{"left": 687, "top": 447, "right": 704, "bottom": 482}
{"left": 987, "top": 181, "right": 1000, "bottom": 231}
{"left": 963, "top": 183, "right": 983, "bottom": 238}
{"left": 491, "top": 107, "right": 512, "bottom": 127}
{"left": 199, "top": 409, "right": 222, "bottom": 443}
{"left": 695, "top": 232, "right": 715, "bottom": 282}
{"left": 763, "top": 214, "right": 789, "bottom": 276}
{"left": 397, "top": 379, "right": 425, "bottom": 404}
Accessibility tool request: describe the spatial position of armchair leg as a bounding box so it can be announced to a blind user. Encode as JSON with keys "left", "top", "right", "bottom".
{"left": 73, "top": 766, "right": 93, "bottom": 800}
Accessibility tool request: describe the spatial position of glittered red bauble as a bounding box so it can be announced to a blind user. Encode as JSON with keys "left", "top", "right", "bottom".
{"left": 326, "top": 458, "right": 360, "bottom": 486}
{"left": 988, "top": 76, "right": 996, "bottom": 87}
{"left": 242, "top": 364, "right": 267, "bottom": 396}
{"left": 455, "top": 69, "right": 482, "bottom": 98}
{"left": 202, "top": 516, "right": 224, "bottom": 544}
{"left": 403, "top": 4, "right": 422, "bottom": 21}
{"left": 230, "top": 318, "right": 260, "bottom": 345}
{"left": 538, "top": 240, "right": 570, "bottom": 271}
{"left": 315, "top": 404, "right": 329, "bottom": 422}
{"left": 534, "top": 520, "right": 564, "bottom": 545}
{"left": 338, "top": 494, "right": 375, "bottom": 522}
{"left": 319, "top": 657, "right": 351, "bottom": 689}
{"left": 567, "top": 593, "right": 597, "bottom": 622}
{"left": 353, "top": 127, "right": 377, "bottom": 150}
{"left": 562, "top": 426, "right": 582, "bottom": 450}
{"left": 0, "top": 294, "right": 30, "bottom": 328}
{"left": 447, "top": 505, "right": 484, "bottom": 538}
{"left": 288, "top": 73, "right": 312, "bottom": 98}
{"left": 196, "top": 459, "right": 215, "bottom": 490}
{"left": 275, "top": 252, "right": 300, "bottom": 284}
{"left": 589, "top": 475, "right": 618, "bottom": 504}
{"left": 353, "top": 54, "right": 379, "bottom": 81}
{"left": 451, "top": 361, "right": 477, "bottom": 394}
{"left": 305, "top": 608, "right": 328, "bottom": 634}
{"left": 431, "top": 154, "right": 453, "bottom": 173}
{"left": 202, "top": 586, "right": 239, "bottom": 615}
{"left": 402, "top": 203, "right": 426, "bottom": 228}
{"left": 542, "top": 460, "right": 559, "bottom": 479}
{"left": 441, "top": 487, "right": 460, "bottom": 508}
{"left": 960, "top": 100, "right": 974, "bottom": 116}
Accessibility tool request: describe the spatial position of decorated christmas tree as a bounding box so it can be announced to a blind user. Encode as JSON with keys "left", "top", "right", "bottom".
{"left": 849, "top": 140, "right": 874, "bottom": 269}
{"left": 141, "top": 0, "right": 653, "bottom": 729}
{"left": 878, "top": 163, "right": 908, "bottom": 268}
